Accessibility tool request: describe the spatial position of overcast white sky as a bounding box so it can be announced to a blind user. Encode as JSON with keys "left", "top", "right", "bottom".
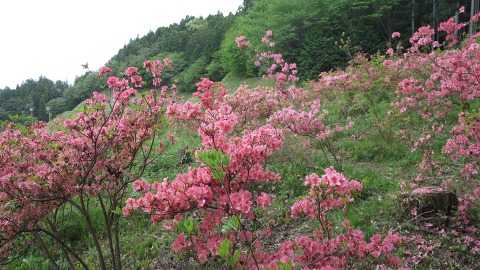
{"left": 0, "top": 0, "right": 243, "bottom": 89}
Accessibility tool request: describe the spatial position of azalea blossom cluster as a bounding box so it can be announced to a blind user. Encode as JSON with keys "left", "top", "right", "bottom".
{"left": 225, "top": 85, "right": 285, "bottom": 130}
{"left": 269, "top": 99, "right": 354, "bottom": 140}
{"left": 409, "top": 26, "right": 437, "bottom": 51}
{"left": 236, "top": 30, "right": 299, "bottom": 93}
{"left": 0, "top": 123, "right": 66, "bottom": 257}
{"left": 264, "top": 230, "right": 404, "bottom": 269}
{"left": 291, "top": 167, "right": 362, "bottom": 219}
{"left": 235, "top": 35, "right": 249, "bottom": 48}
{"left": 438, "top": 17, "right": 465, "bottom": 46}
{"left": 166, "top": 78, "right": 227, "bottom": 124}
{"left": 144, "top": 58, "right": 173, "bottom": 86}
{"left": 443, "top": 111, "right": 480, "bottom": 179}
{"left": 258, "top": 31, "right": 299, "bottom": 92}
{"left": 269, "top": 99, "right": 354, "bottom": 170}
{"left": 223, "top": 74, "right": 309, "bottom": 131}
{"left": 313, "top": 52, "right": 403, "bottom": 112}
{"left": 193, "top": 77, "right": 228, "bottom": 110}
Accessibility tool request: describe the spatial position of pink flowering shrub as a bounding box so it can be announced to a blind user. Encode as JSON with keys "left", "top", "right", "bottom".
{"left": 167, "top": 78, "right": 226, "bottom": 124}
{"left": 233, "top": 30, "right": 299, "bottom": 93}
{"left": 310, "top": 49, "right": 411, "bottom": 144}
{"left": 269, "top": 99, "right": 354, "bottom": 171}
{"left": 0, "top": 61, "right": 174, "bottom": 269}
{"left": 259, "top": 168, "right": 405, "bottom": 269}
{"left": 224, "top": 85, "right": 282, "bottom": 129}
{"left": 125, "top": 100, "right": 286, "bottom": 266}
{"left": 390, "top": 12, "right": 480, "bottom": 217}
{"left": 235, "top": 36, "right": 249, "bottom": 48}
{"left": 127, "top": 147, "right": 409, "bottom": 269}
{"left": 224, "top": 84, "right": 310, "bottom": 131}
{"left": 314, "top": 52, "right": 403, "bottom": 100}
{"left": 193, "top": 78, "right": 229, "bottom": 110}
{"left": 253, "top": 31, "right": 299, "bottom": 93}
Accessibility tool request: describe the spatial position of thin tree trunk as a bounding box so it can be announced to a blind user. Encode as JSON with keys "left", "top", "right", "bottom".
{"left": 454, "top": 2, "right": 460, "bottom": 40}
{"left": 79, "top": 195, "right": 108, "bottom": 270}
{"left": 470, "top": 0, "right": 479, "bottom": 35}
{"left": 37, "top": 228, "right": 90, "bottom": 270}
{"left": 433, "top": 0, "right": 438, "bottom": 45}
{"left": 113, "top": 204, "right": 122, "bottom": 270}
{"left": 34, "top": 231, "right": 61, "bottom": 270}
{"left": 412, "top": 0, "right": 415, "bottom": 36}
{"left": 98, "top": 195, "right": 117, "bottom": 269}
{"left": 46, "top": 222, "right": 76, "bottom": 270}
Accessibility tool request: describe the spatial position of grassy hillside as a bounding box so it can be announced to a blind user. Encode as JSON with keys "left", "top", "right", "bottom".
{"left": 3, "top": 12, "right": 480, "bottom": 267}
{"left": 7, "top": 54, "right": 479, "bottom": 270}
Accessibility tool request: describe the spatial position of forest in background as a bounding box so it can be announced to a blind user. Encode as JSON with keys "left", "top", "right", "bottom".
{"left": 0, "top": 0, "right": 477, "bottom": 124}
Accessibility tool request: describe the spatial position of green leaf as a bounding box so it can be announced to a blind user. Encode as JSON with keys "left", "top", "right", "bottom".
{"left": 221, "top": 154, "right": 231, "bottom": 167}
{"left": 221, "top": 215, "right": 241, "bottom": 234}
{"left": 187, "top": 220, "right": 195, "bottom": 233}
{"left": 198, "top": 149, "right": 229, "bottom": 180}
{"left": 219, "top": 238, "right": 232, "bottom": 259}
{"left": 231, "top": 215, "right": 240, "bottom": 230}
{"left": 276, "top": 260, "right": 293, "bottom": 270}
{"left": 178, "top": 216, "right": 197, "bottom": 234}
{"left": 221, "top": 224, "right": 231, "bottom": 234}
{"left": 230, "top": 250, "right": 240, "bottom": 266}
{"left": 178, "top": 222, "right": 188, "bottom": 234}
{"left": 112, "top": 206, "right": 122, "bottom": 215}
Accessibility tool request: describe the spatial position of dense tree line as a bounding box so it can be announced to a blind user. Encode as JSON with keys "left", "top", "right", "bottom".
{"left": 1, "top": 0, "right": 478, "bottom": 122}
{"left": 109, "top": 12, "right": 236, "bottom": 92}
{"left": 222, "top": 0, "right": 476, "bottom": 80}
{"left": 0, "top": 77, "right": 68, "bottom": 123}
{"left": 0, "top": 72, "right": 103, "bottom": 124}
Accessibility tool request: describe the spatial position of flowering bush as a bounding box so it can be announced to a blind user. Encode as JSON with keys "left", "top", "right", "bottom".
{"left": 125, "top": 105, "right": 285, "bottom": 266}
{"left": 390, "top": 9, "right": 480, "bottom": 216}
{"left": 269, "top": 99, "right": 354, "bottom": 171}
{"left": 0, "top": 61, "right": 174, "bottom": 269}
{"left": 263, "top": 168, "right": 404, "bottom": 269}
{"left": 253, "top": 31, "right": 299, "bottom": 93}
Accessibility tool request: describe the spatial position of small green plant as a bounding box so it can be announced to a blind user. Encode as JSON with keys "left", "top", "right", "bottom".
{"left": 197, "top": 149, "right": 230, "bottom": 180}
{"left": 218, "top": 238, "right": 240, "bottom": 268}
{"left": 178, "top": 215, "right": 198, "bottom": 236}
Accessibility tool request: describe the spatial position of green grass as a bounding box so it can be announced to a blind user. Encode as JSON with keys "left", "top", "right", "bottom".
{"left": 221, "top": 72, "right": 275, "bottom": 92}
